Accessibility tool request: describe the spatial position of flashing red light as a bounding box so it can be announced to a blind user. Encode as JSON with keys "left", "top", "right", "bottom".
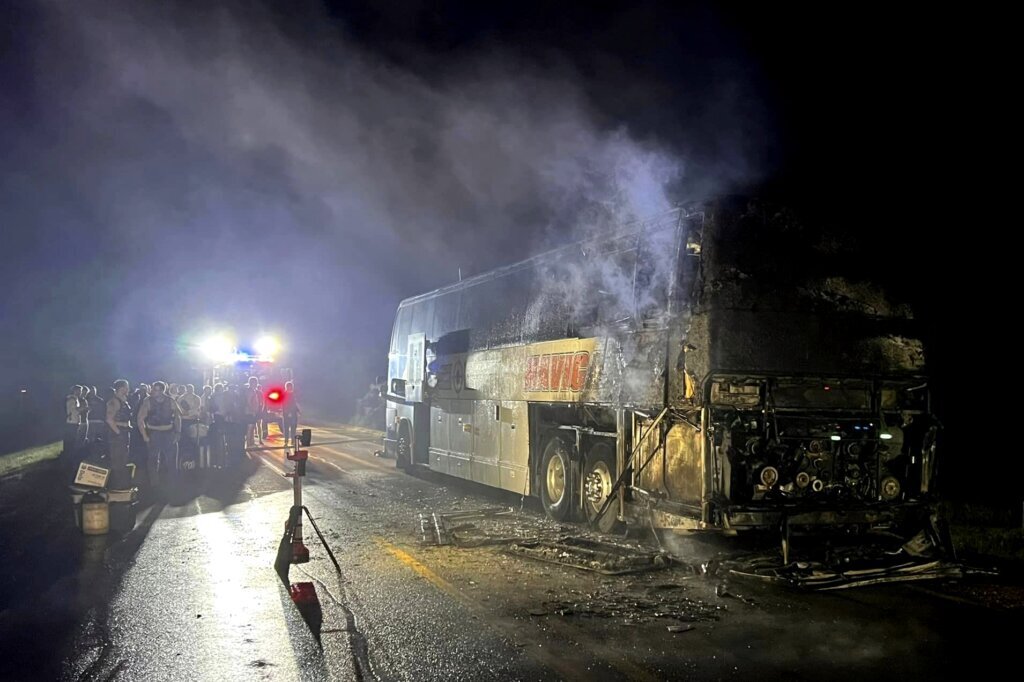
{"left": 265, "top": 387, "right": 285, "bottom": 404}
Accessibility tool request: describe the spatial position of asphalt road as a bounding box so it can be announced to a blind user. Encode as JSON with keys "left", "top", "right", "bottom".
{"left": 2, "top": 422, "right": 1021, "bottom": 681}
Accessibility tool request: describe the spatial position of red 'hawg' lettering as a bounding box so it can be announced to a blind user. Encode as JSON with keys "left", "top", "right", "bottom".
{"left": 570, "top": 352, "right": 589, "bottom": 392}
{"left": 524, "top": 355, "right": 539, "bottom": 390}
{"left": 524, "top": 351, "right": 590, "bottom": 392}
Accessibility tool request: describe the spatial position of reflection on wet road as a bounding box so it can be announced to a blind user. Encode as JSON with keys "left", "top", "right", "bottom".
{"left": 21, "top": 422, "right": 1019, "bottom": 680}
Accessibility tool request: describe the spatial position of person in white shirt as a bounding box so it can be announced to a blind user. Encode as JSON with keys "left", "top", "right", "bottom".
{"left": 64, "top": 385, "right": 83, "bottom": 459}
{"left": 177, "top": 384, "right": 203, "bottom": 467}
{"left": 245, "top": 377, "right": 262, "bottom": 447}
{"left": 177, "top": 384, "right": 202, "bottom": 421}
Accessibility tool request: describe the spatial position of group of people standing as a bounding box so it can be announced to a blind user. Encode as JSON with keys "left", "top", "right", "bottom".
{"left": 63, "top": 378, "right": 300, "bottom": 493}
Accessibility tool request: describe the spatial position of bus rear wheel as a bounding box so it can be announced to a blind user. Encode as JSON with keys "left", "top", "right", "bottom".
{"left": 583, "top": 442, "right": 622, "bottom": 533}
{"left": 540, "top": 435, "right": 573, "bottom": 522}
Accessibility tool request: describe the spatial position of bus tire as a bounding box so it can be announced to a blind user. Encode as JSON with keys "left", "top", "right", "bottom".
{"left": 583, "top": 441, "right": 623, "bottom": 533}
{"left": 396, "top": 423, "right": 412, "bottom": 471}
{"left": 540, "top": 435, "right": 573, "bottom": 522}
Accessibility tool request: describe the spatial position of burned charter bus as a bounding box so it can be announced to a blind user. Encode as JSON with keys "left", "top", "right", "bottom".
{"left": 385, "top": 200, "right": 937, "bottom": 534}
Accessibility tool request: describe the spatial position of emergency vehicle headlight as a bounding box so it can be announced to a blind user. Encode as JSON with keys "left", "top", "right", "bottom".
{"left": 254, "top": 335, "right": 280, "bottom": 359}
{"left": 200, "top": 335, "right": 234, "bottom": 363}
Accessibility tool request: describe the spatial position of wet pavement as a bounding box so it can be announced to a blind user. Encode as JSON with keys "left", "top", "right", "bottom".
{"left": 2, "top": 423, "right": 1022, "bottom": 680}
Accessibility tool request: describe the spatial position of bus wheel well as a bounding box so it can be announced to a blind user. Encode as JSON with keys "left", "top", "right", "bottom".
{"left": 583, "top": 440, "right": 623, "bottom": 533}
{"left": 538, "top": 433, "right": 574, "bottom": 521}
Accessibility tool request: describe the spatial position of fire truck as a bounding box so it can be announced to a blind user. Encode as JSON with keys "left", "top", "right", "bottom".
{"left": 202, "top": 360, "right": 293, "bottom": 390}
{"left": 384, "top": 199, "right": 938, "bottom": 534}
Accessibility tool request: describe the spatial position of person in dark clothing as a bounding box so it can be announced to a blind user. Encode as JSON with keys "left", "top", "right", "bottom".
{"left": 224, "top": 384, "right": 247, "bottom": 466}
{"left": 137, "top": 381, "right": 182, "bottom": 490}
{"left": 282, "top": 381, "right": 300, "bottom": 445}
{"left": 86, "top": 385, "right": 107, "bottom": 456}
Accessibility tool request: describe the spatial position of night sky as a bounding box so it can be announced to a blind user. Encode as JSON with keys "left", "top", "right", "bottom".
{"left": 2, "top": 1, "right": 979, "bottom": 493}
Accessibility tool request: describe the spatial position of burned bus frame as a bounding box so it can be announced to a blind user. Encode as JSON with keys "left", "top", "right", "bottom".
{"left": 384, "top": 200, "right": 938, "bottom": 535}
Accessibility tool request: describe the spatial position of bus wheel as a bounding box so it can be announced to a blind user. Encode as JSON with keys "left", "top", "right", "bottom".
{"left": 396, "top": 424, "right": 412, "bottom": 471}
{"left": 583, "top": 442, "right": 622, "bottom": 533}
{"left": 540, "top": 435, "right": 573, "bottom": 521}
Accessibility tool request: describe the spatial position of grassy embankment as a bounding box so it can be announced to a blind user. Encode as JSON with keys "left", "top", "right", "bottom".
{"left": 0, "top": 442, "right": 61, "bottom": 478}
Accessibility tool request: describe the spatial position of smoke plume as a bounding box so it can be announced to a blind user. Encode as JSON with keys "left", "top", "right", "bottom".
{"left": 4, "top": 0, "right": 762, "bottom": 412}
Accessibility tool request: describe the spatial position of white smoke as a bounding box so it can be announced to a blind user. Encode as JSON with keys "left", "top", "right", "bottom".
{"left": 44, "top": 0, "right": 686, "bottom": 282}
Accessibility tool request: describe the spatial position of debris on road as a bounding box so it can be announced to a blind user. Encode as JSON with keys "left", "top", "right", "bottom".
{"left": 541, "top": 582, "right": 721, "bottom": 624}
{"left": 714, "top": 583, "right": 758, "bottom": 605}
{"left": 418, "top": 507, "right": 518, "bottom": 546}
{"left": 507, "top": 537, "right": 674, "bottom": 575}
{"left": 717, "top": 534, "right": 987, "bottom": 591}
{"left": 728, "top": 556, "right": 967, "bottom": 590}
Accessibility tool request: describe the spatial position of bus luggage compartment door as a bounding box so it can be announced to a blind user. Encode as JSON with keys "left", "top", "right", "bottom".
{"left": 472, "top": 400, "right": 500, "bottom": 489}
{"left": 429, "top": 399, "right": 450, "bottom": 474}
{"left": 498, "top": 401, "right": 528, "bottom": 494}
{"left": 447, "top": 399, "right": 473, "bottom": 479}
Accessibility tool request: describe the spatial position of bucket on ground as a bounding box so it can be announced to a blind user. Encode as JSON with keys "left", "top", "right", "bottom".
{"left": 81, "top": 491, "right": 109, "bottom": 535}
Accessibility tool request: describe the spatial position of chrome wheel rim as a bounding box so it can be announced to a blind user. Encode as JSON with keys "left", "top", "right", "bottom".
{"left": 545, "top": 448, "right": 566, "bottom": 505}
{"left": 585, "top": 460, "right": 613, "bottom": 506}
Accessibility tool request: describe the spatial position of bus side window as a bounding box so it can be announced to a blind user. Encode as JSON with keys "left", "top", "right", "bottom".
{"left": 394, "top": 306, "right": 413, "bottom": 353}
{"left": 411, "top": 298, "right": 433, "bottom": 338}
{"left": 461, "top": 271, "right": 529, "bottom": 350}
{"left": 431, "top": 292, "right": 460, "bottom": 341}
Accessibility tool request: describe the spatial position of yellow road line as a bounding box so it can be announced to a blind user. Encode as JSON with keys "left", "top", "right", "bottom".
{"left": 258, "top": 446, "right": 355, "bottom": 478}
{"left": 310, "top": 454, "right": 351, "bottom": 475}
{"left": 310, "top": 423, "right": 384, "bottom": 438}
{"left": 373, "top": 538, "right": 657, "bottom": 681}
{"left": 374, "top": 538, "right": 463, "bottom": 599}
{"left": 257, "top": 452, "right": 289, "bottom": 478}
{"left": 319, "top": 444, "right": 395, "bottom": 473}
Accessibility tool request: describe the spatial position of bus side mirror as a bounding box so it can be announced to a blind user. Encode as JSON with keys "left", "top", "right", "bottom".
{"left": 391, "top": 378, "right": 406, "bottom": 396}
